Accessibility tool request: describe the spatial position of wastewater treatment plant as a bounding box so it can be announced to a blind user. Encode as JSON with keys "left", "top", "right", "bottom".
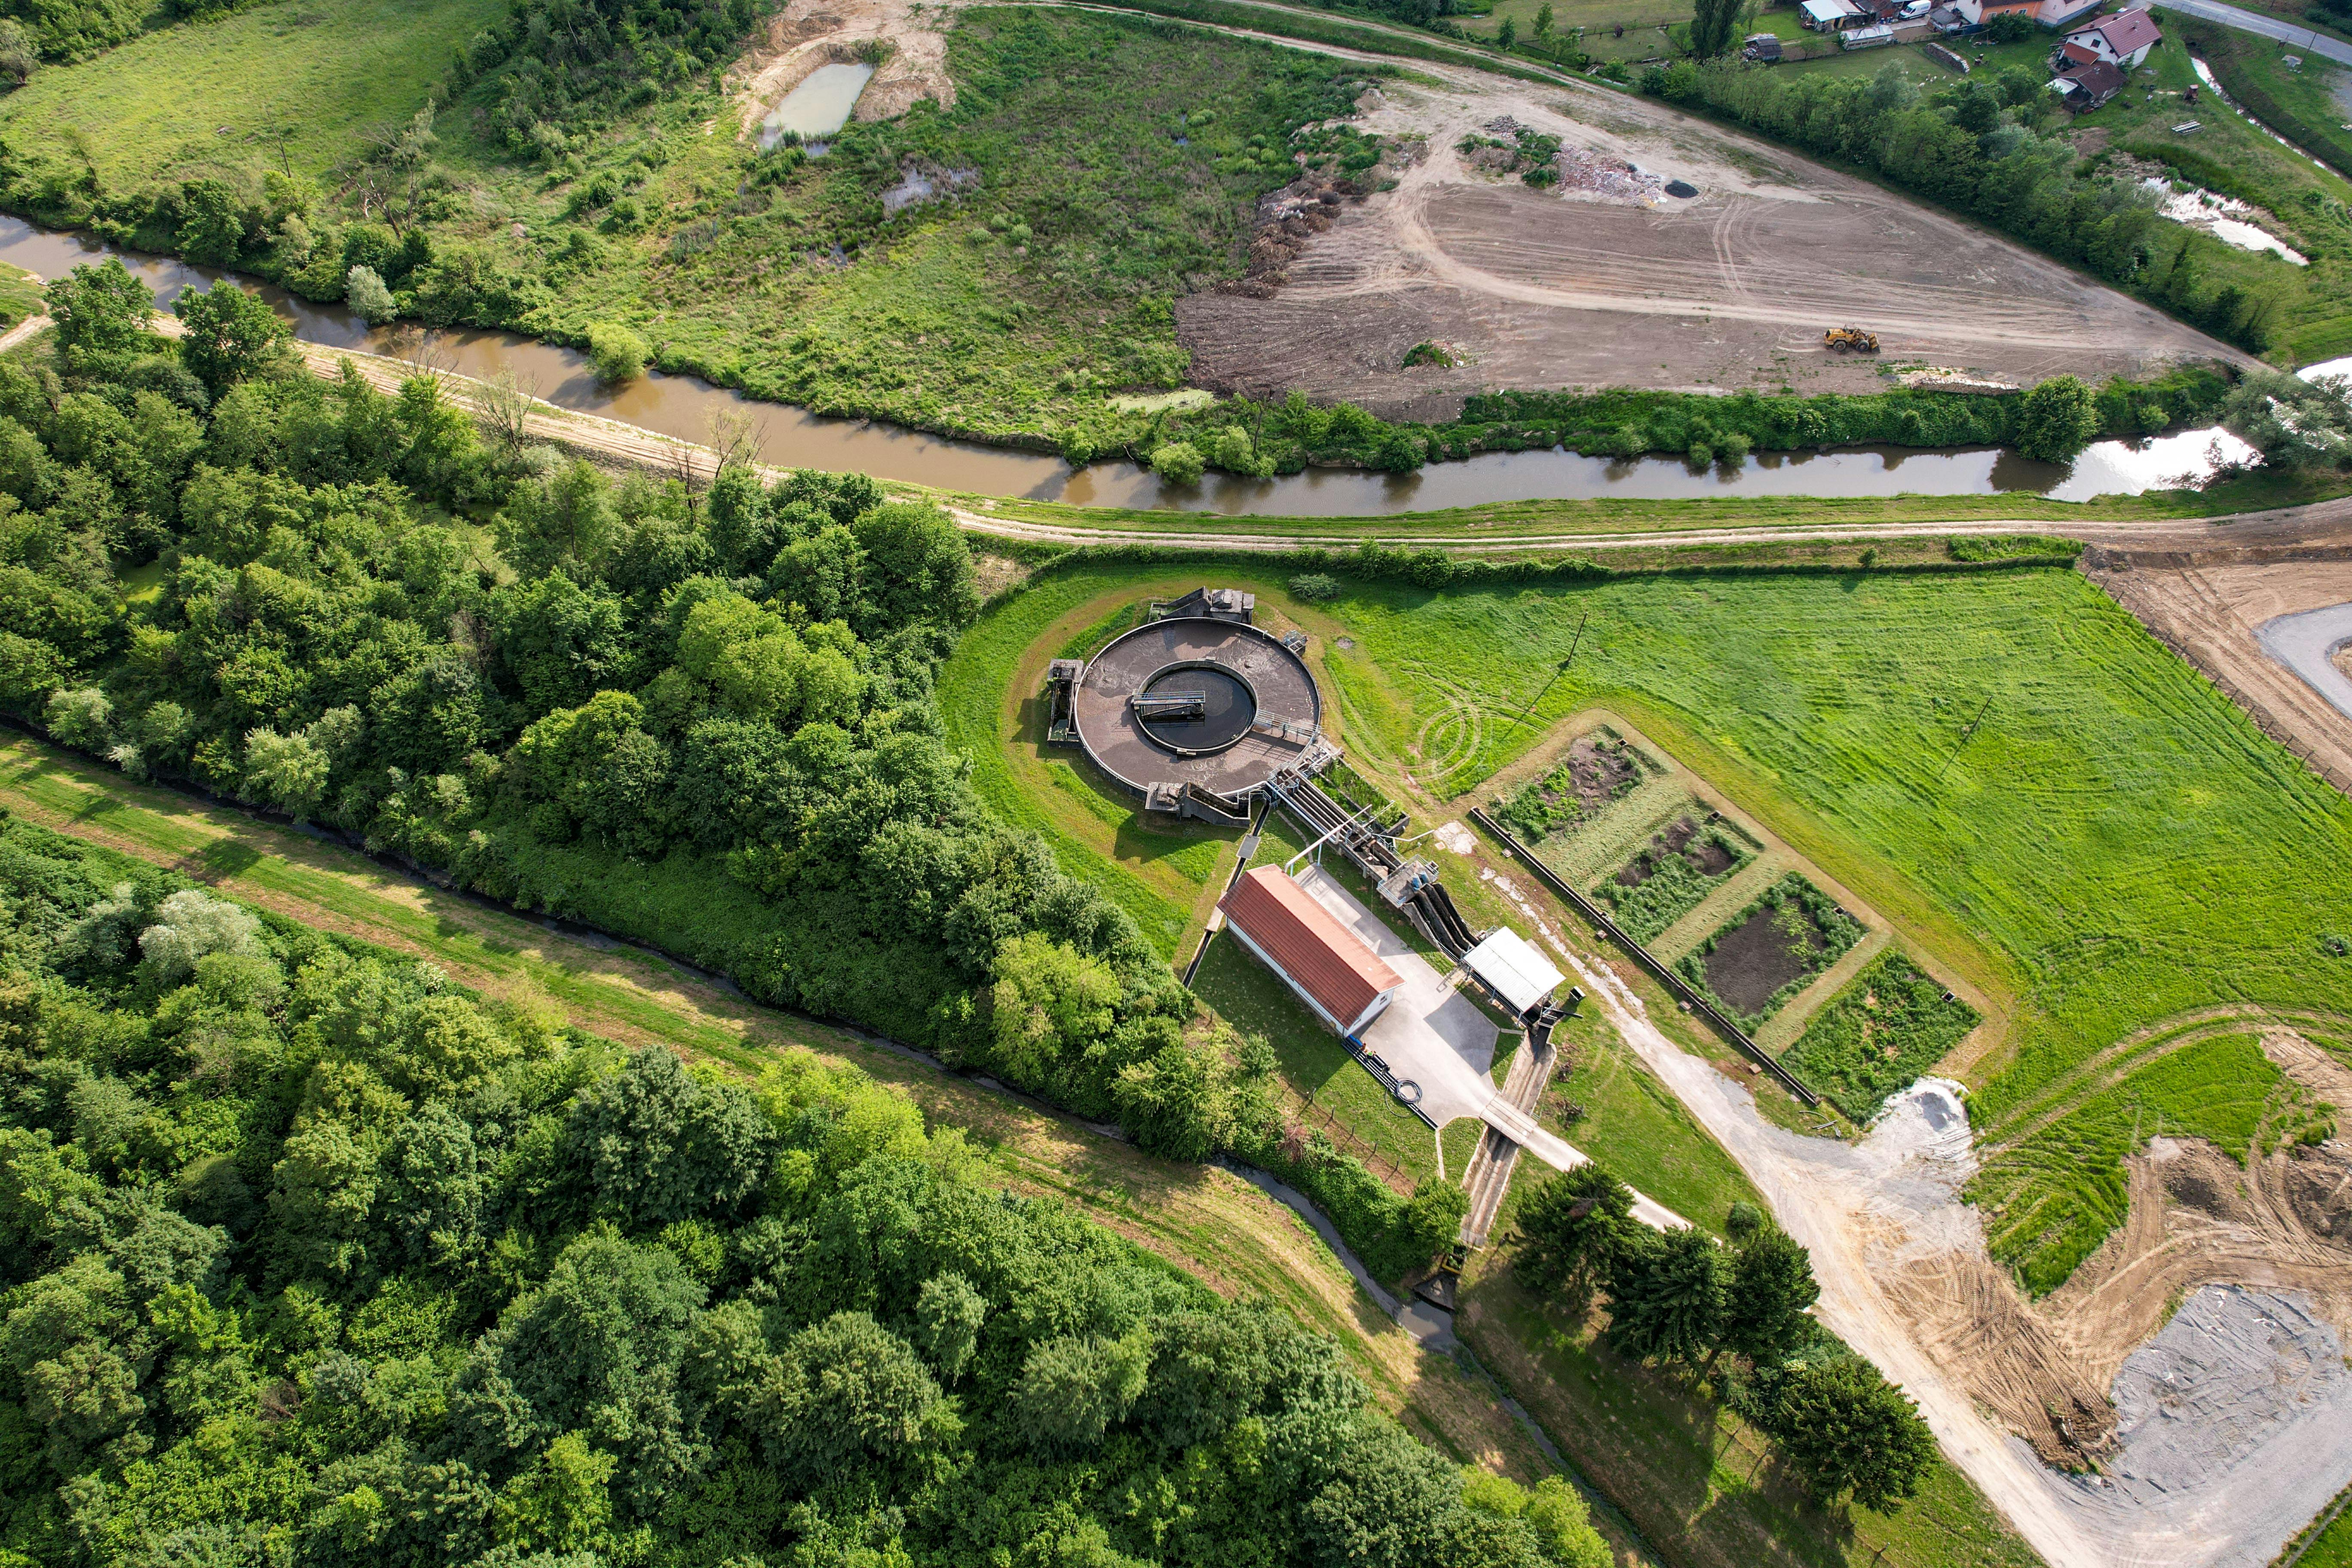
{"left": 5, "top": 1, "right": 2352, "bottom": 1565}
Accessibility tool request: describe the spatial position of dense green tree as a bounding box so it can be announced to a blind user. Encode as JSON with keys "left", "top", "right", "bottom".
{"left": 1763, "top": 1354, "right": 1939, "bottom": 1511}
{"left": 46, "top": 260, "right": 155, "bottom": 359}
{"left": 1718, "top": 1224, "right": 1820, "bottom": 1369}
{"left": 1604, "top": 1225, "right": 1726, "bottom": 1366}
{"left": 1688, "top": 0, "right": 1743, "bottom": 58}
{"left": 1510, "top": 1164, "right": 1632, "bottom": 1302}
{"left": 172, "top": 282, "right": 290, "bottom": 395}
{"left": 2015, "top": 374, "right": 2102, "bottom": 463}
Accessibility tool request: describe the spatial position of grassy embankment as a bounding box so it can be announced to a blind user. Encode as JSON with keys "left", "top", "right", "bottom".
{"left": 0, "top": 732, "right": 1580, "bottom": 1497}
{"left": 0, "top": 0, "right": 509, "bottom": 185}
{"left": 961, "top": 556, "right": 2352, "bottom": 1297}
{"left": 1456, "top": 1262, "right": 2045, "bottom": 1568}
{"left": 0, "top": 261, "right": 43, "bottom": 328}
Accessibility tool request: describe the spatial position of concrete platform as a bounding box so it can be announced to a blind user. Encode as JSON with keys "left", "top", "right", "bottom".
{"left": 1072, "top": 619, "right": 1320, "bottom": 798}
{"left": 1291, "top": 864, "right": 1690, "bottom": 1230}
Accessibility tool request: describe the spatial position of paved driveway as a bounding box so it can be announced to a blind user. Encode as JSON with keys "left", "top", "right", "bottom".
{"left": 2162, "top": 0, "right": 2352, "bottom": 65}
{"left": 1285, "top": 864, "right": 1692, "bottom": 1226}
{"left": 1295, "top": 864, "right": 1501, "bottom": 1126}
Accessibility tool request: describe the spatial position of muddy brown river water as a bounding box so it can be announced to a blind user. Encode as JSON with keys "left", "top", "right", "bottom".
{"left": 0, "top": 215, "right": 2254, "bottom": 514}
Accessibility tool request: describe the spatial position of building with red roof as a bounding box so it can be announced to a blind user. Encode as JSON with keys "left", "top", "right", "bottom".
{"left": 2061, "top": 6, "right": 2159, "bottom": 68}
{"left": 1217, "top": 867, "right": 1403, "bottom": 1038}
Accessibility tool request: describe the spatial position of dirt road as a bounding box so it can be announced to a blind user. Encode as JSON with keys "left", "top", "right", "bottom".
{"left": 1475, "top": 864, "right": 2352, "bottom": 1568}
{"left": 1176, "top": 69, "right": 2244, "bottom": 418}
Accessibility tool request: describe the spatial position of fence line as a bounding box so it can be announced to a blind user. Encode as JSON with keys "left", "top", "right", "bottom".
{"left": 1469, "top": 808, "right": 1822, "bottom": 1107}
{"left": 1281, "top": 1089, "right": 1418, "bottom": 1197}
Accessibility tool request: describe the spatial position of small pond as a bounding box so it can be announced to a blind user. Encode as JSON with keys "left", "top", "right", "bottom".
{"left": 759, "top": 62, "right": 875, "bottom": 150}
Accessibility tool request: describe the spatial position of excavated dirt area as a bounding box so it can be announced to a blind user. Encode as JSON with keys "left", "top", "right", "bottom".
{"left": 729, "top": 0, "right": 954, "bottom": 139}
{"left": 1177, "top": 72, "right": 2247, "bottom": 420}
{"left": 2089, "top": 558, "right": 2352, "bottom": 798}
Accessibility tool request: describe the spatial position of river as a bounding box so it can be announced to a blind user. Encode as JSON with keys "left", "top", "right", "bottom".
{"left": 0, "top": 214, "right": 2255, "bottom": 514}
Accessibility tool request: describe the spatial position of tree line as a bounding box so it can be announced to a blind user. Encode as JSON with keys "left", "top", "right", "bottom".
{"left": 1510, "top": 1167, "right": 1939, "bottom": 1516}
{"left": 0, "top": 810, "right": 1614, "bottom": 1566}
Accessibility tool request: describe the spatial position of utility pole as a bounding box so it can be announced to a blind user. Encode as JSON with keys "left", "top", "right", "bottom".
{"left": 1504, "top": 612, "right": 1587, "bottom": 741}
{"left": 1935, "top": 698, "right": 1992, "bottom": 784}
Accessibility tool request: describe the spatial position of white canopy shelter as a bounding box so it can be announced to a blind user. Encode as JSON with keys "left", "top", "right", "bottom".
{"left": 1461, "top": 928, "right": 1566, "bottom": 1017}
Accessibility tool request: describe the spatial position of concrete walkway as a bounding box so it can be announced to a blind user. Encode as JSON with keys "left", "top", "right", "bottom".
{"left": 2257, "top": 600, "right": 2352, "bottom": 720}
{"left": 1290, "top": 864, "right": 1692, "bottom": 1228}
{"left": 2162, "top": 0, "right": 2352, "bottom": 65}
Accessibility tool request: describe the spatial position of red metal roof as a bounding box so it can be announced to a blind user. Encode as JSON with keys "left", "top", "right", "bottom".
{"left": 1219, "top": 867, "right": 1401, "bottom": 1029}
{"left": 2059, "top": 40, "right": 2100, "bottom": 65}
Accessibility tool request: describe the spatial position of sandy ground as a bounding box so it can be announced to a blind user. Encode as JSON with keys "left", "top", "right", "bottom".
{"left": 2087, "top": 557, "right": 2352, "bottom": 796}
{"left": 1177, "top": 72, "right": 2249, "bottom": 419}
{"left": 727, "top": 0, "right": 954, "bottom": 139}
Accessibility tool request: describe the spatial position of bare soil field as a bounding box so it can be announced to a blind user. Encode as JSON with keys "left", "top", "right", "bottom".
{"left": 1698, "top": 898, "right": 1831, "bottom": 1018}
{"left": 2086, "top": 556, "right": 2352, "bottom": 796}
{"left": 1177, "top": 73, "right": 2247, "bottom": 418}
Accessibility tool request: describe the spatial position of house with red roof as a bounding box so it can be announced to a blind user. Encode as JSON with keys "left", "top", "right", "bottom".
{"left": 2060, "top": 5, "right": 2160, "bottom": 67}
{"left": 1217, "top": 867, "right": 1402, "bottom": 1038}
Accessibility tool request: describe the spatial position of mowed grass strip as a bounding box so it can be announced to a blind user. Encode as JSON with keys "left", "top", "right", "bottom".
{"left": 0, "top": 734, "right": 1582, "bottom": 1484}
{"left": 0, "top": 0, "right": 510, "bottom": 187}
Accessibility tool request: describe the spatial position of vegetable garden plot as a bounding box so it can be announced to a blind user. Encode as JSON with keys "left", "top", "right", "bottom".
{"left": 1592, "top": 815, "right": 1755, "bottom": 945}
{"left": 1780, "top": 951, "right": 1980, "bottom": 1122}
{"left": 1491, "top": 730, "right": 1652, "bottom": 844}
{"left": 1677, "top": 874, "right": 1864, "bottom": 1027}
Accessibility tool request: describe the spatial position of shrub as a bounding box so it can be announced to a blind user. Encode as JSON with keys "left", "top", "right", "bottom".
{"left": 1148, "top": 441, "right": 1205, "bottom": 484}
{"left": 1288, "top": 572, "right": 1340, "bottom": 602}
{"left": 44, "top": 686, "right": 112, "bottom": 749}
{"left": 344, "top": 264, "right": 396, "bottom": 325}
{"left": 586, "top": 322, "right": 650, "bottom": 385}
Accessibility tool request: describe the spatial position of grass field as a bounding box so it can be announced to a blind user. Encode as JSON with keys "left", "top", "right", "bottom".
{"left": 961, "top": 556, "right": 2352, "bottom": 1292}
{"left": 0, "top": 0, "right": 508, "bottom": 188}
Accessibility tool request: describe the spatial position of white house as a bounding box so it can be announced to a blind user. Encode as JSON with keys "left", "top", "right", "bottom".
{"left": 2060, "top": 6, "right": 2160, "bottom": 68}
{"left": 1799, "top": 0, "right": 1865, "bottom": 30}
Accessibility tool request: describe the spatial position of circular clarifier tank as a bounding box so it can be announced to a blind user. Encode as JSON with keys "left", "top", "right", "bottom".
{"left": 1134, "top": 662, "right": 1260, "bottom": 754}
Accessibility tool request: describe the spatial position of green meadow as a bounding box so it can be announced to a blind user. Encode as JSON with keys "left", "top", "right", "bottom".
{"left": 944, "top": 557, "right": 2352, "bottom": 1290}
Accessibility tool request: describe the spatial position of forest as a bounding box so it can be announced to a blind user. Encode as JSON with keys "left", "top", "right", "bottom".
{"left": 0, "top": 808, "right": 1613, "bottom": 1565}
{"left": 1, "top": 256, "right": 1469, "bottom": 1277}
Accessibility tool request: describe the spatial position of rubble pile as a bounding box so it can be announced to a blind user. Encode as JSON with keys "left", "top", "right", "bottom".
{"left": 1550, "top": 144, "right": 1663, "bottom": 200}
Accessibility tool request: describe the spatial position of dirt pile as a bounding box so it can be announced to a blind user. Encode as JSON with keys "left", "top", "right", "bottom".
{"left": 1549, "top": 144, "right": 1661, "bottom": 202}
{"left": 1231, "top": 179, "right": 1349, "bottom": 299}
